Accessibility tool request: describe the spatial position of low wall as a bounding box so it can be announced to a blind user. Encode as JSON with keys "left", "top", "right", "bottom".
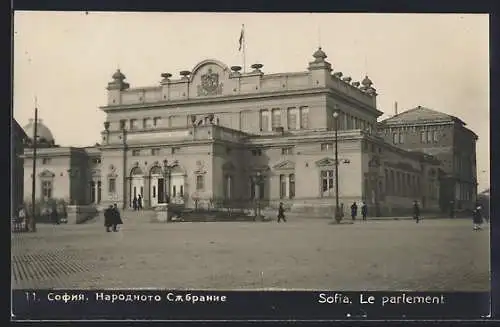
{"left": 66, "top": 205, "right": 100, "bottom": 224}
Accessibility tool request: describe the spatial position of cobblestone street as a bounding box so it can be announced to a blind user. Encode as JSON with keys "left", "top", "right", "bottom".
{"left": 11, "top": 213, "right": 490, "bottom": 291}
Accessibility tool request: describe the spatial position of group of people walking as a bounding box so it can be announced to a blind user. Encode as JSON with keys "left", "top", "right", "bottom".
{"left": 350, "top": 201, "right": 369, "bottom": 221}
{"left": 132, "top": 195, "right": 143, "bottom": 211}
{"left": 104, "top": 203, "right": 123, "bottom": 232}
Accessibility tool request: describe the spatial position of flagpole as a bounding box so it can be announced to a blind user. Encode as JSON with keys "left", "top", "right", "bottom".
{"left": 31, "top": 97, "right": 38, "bottom": 232}
{"left": 242, "top": 24, "right": 246, "bottom": 73}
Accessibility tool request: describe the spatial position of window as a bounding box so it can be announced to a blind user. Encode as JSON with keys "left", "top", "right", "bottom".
{"left": 321, "top": 143, "right": 333, "bottom": 152}
{"left": 97, "top": 181, "right": 102, "bottom": 203}
{"left": 42, "top": 158, "right": 51, "bottom": 165}
{"left": 271, "top": 108, "right": 281, "bottom": 129}
{"left": 398, "top": 133, "right": 404, "bottom": 144}
{"left": 426, "top": 130, "right": 432, "bottom": 143}
{"left": 171, "top": 147, "right": 180, "bottom": 154}
{"left": 300, "top": 106, "right": 309, "bottom": 129}
{"left": 143, "top": 118, "right": 153, "bottom": 129}
{"left": 130, "top": 119, "right": 138, "bottom": 130}
{"left": 433, "top": 131, "right": 439, "bottom": 142}
{"left": 92, "top": 158, "right": 101, "bottom": 164}
{"left": 41, "top": 180, "right": 53, "bottom": 198}
{"left": 179, "top": 185, "right": 184, "bottom": 197}
{"left": 251, "top": 149, "right": 262, "bottom": 156}
{"left": 153, "top": 117, "right": 161, "bottom": 127}
{"left": 420, "top": 131, "right": 425, "bottom": 143}
{"left": 281, "top": 147, "right": 294, "bottom": 155}
{"left": 119, "top": 119, "right": 126, "bottom": 129}
{"left": 108, "top": 178, "right": 116, "bottom": 193}
{"left": 280, "top": 174, "right": 286, "bottom": 199}
{"left": 385, "top": 169, "right": 390, "bottom": 195}
{"left": 321, "top": 170, "right": 335, "bottom": 197}
{"left": 260, "top": 110, "right": 270, "bottom": 132}
{"left": 132, "top": 150, "right": 140, "bottom": 156}
{"left": 151, "top": 148, "right": 160, "bottom": 155}
{"left": 259, "top": 180, "right": 265, "bottom": 200}
{"left": 196, "top": 175, "right": 205, "bottom": 191}
{"left": 392, "top": 133, "right": 398, "bottom": 144}
{"left": 289, "top": 174, "right": 295, "bottom": 199}
{"left": 287, "top": 107, "right": 298, "bottom": 130}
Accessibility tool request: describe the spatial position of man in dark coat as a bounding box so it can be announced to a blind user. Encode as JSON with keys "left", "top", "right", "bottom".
{"left": 132, "top": 196, "right": 138, "bottom": 211}
{"left": 104, "top": 205, "right": 113, "bottom": 232}
{"left": 137, "top": 195, "right": 143, "bottom": 210}
{"left": 473, "top": 203, "right": 483, "bottom": 231}
{"left": 413, "top": 200, "right": 420, "bottom": 223}
{"left": 361, "top": 202, "right": 368, "bottom": 221}
{"left": 51, "top": 204, "right": 59, "bottom": 225}
{"left": 351, "top": 202, "right": 358, "bottom": 221}
{"left": 277, "top": 202, "right": 286, "bottom": 223}
{"left": 112, "top": 203, "right": 123, "bottom": 232}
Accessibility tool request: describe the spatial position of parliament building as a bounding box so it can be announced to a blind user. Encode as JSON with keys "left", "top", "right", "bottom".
{"left": 18, "top": 47, "right": 478, "bottom": 216}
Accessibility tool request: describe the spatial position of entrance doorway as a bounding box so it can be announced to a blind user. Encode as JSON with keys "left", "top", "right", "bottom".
{"left": 130, "top": 166, "right": 145, "bottom": 208}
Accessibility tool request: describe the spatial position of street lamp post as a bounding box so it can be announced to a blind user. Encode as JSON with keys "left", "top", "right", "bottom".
{"left": 254, "top": 171, "right": 264, "bottom": 221}
{"left": 30, "top": 107, "right": 38, "bottom": 232}
{"left": 163, "top": 159, "right": 170, "bottom": 204}
{"left": 332, "top": 107, "right": 341, "bottom": 223}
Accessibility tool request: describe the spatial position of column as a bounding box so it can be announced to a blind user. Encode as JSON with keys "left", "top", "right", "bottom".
{"left": 144, "top": 176, "right": 151, "bottom": 209}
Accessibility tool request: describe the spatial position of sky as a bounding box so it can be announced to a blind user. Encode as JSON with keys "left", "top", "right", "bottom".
{"left": 13, "top": 12, "right": 490, "bottom": 191}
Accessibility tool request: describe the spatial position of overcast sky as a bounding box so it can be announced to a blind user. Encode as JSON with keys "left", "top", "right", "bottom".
{"left": 13, "top": 12, "right": 489, "bottom": 191}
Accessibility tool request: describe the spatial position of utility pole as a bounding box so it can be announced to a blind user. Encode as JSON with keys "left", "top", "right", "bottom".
{"left": 31, "top": 105, "right": 38, "bottom": 232}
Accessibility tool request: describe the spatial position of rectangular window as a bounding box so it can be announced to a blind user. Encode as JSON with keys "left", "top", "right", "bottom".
{"left": 196, "top": 175, "right": 205, "bottom": 191}
{"left": 151, "top": 148, "right": 160, "bottom": 156}
{"left": 41, "top": 181, "right": 52, "bottom": 198}
{"left": 153, "top": 117, "right": 161, "bottom": 127}
{"left": 281, "top": 147, "right": 294, "bottom": 155}
{"left": 420, "top": 131, "right": 426, "bottom": 143}
{"left": 259, "top": 181, "right": 265, "bottom": 200}
{"left": 280, "top": 174, "right": 286, "bottom": 199}
{"left": 321, "top": 143, "right": 333, "bottom": 152}
{"left": 132, "top": 150, "right": 140, "bottom": 156}
{"left": 171, "top": 147, "right": 180, "bottom": 154}
{"left": 130, "top": 119, "right": 138, "bottom": 130}
{"left": 300, "top": 106, "right": 309, "bottom": 129}
{"left": 426, "top": 130, "right": 432, "bottom": 143}
{"left": 392, "top": 133, "right": 398, "bottom": 144}
{"left": 289, "top": 173, "right": 295, "bottom": 199}
{"left": 42, "top": 158, "right": 51, "bottom": 165}
{"left": 399, "top": 133, "right": 404, "bottom": 144}
{"left": 287, "top": 107, "right": 298, "bottom": 130}
{"left": 271, "top": 108, "right": 281, "bottom": 129}
{"left": 108, "top": 178, "right": 116, "bottom": 193}
{"left": 433, "top": 131, "right": 438, "bottom": 142}
{"left": 321, "top": 170, "right": 335, "bottom": 197}
{"left": 119, "top": 119, "right": 126, "bottom": 129}
{"left": 260, "top": 110, "right": 270, "bottom": 132}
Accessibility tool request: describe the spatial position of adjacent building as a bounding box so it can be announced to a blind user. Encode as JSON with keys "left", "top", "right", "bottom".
{"left": 378, "top": 105, "right": 478, "bottom": 212}
{"left": 20, "top": 47, "right": 471, "bottom": 217}
{"left": 12, "top": 119, "right": 28, "bottom": 215}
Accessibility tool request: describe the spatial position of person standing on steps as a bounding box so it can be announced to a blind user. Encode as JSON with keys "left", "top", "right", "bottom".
{"left": 413, "top": 200, "right": 420, "bottom": 223}
{"left": 137, "top": 194, "right": 143, "bottom": 210}
{"left": 277, "top": 202, "right": 287, "bottom": 223}
{"left": 361, "top": 201, "right": 368, "bottom": 221}
{"left": 350, "top": 202, "right": 358, "bottom": 221}
{"left": 111, "top": 203, "right": 123, "bottom": 232}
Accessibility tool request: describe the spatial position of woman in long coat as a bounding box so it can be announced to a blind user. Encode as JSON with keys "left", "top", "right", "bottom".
{"left": 112, "top": 203, "right": 123, "bottom": 232}
{"left": 473, "top": 203, "right": 483, "bottom": 231}
{"left": 104, "top": 205, "right": 114, "bottom": 232}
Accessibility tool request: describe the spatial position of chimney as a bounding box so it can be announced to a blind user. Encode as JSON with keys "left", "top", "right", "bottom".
{"left": 394, "top": 101, "right": 398, "bottom": 115}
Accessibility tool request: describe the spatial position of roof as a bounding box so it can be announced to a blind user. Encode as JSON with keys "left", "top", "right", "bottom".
{"left": 380, "top": 106, "right": 465, "bottom": 126}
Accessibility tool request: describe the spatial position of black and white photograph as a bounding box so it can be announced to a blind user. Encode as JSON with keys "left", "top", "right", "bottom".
{"left": 12, "top": 12, "right": 490, "bottom": 295}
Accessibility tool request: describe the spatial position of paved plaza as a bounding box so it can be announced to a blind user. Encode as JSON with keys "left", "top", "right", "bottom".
{"left": 11, "top": 213, "right": 490, "bottom": 291}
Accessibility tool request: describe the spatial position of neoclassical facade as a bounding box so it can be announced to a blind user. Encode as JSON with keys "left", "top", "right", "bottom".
{"left": 21, "top": 48, "right": 452, "bottom": 216}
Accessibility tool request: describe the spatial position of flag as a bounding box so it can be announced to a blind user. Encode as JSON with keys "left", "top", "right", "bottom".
{"left": 238, "top": 25, "right": 245, "bottom": 51}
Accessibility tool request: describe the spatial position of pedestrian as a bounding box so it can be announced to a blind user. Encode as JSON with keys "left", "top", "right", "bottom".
{"left": 449, "top": 200, "right": 455, "bottom": 218}
{"left": 361, "top": 202, "right": 368, "bottom": 221}
{"left": 137, "top": 195, "right": 143, "bottom": 210}
{"left": 51, "top": 204, "right": 59, "bottom": 225}
{"left": 112, "top": 203, "right": 123, "bottom": 232}
{"left": 413, "top": 200, "right": 420, "bottom": 223}
{"left": 350, "top": 202, "right": 358, "bottom": 221}
{"left": 132, "top": 196, "right": 138, "bottom": 211}
{"left": 473, "top": 203, "right": 483, "bottom": 231}
{"left": 277, "top": 202, "right": 286, "bottom": 223}
{"left": 104, "top": 205, "right": 113, "bottom": 232}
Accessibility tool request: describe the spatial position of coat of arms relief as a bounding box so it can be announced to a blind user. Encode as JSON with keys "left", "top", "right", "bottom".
{"left": 197, "top": 68, "right": 223, "bottom": 96}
